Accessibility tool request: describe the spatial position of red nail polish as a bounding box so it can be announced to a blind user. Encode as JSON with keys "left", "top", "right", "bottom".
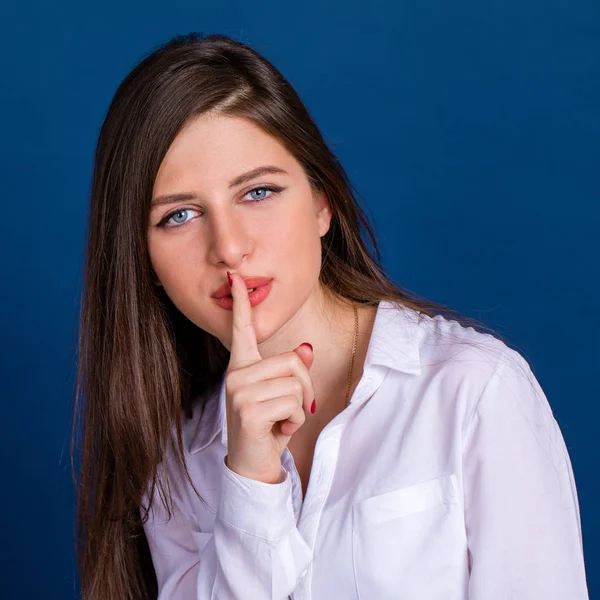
{"left": 227, "top": 271, "right": 233, "bottom": 286}
{"left": 310, "top": 399, "right": 316, "bottom": 414}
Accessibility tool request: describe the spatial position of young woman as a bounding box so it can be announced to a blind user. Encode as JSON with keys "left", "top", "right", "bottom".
{"left": 72, "top": 33, "right": 589, "bottom": 599}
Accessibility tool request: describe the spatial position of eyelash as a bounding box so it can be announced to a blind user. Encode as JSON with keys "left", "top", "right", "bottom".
{"left": 157, "top": 185, "right": 284, "bottom": 229}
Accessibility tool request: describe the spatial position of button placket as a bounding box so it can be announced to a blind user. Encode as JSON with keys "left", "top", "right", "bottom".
{"left": 286, "top": 371, "right": 388, "bottom": 600}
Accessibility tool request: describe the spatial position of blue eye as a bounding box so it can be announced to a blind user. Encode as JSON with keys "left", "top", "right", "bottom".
{"left": 157, "top": 185, "right": 284, "bottom": 229}
{"left": 158, "top": 208, "right": 198, "bottom": 227}
{"left": 245, "top": 186, "right": 277, "bottom": 202}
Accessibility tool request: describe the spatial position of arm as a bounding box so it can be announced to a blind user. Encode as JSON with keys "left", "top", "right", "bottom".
{"left": 462, "top": 353, "right": 589, "bottom": 599}
{"left": 142, "top": 457, "right": 313, "bottom": 599}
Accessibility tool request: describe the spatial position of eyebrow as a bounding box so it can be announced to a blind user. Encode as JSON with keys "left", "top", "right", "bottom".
{"left": 151, "top": 165, "right": 289, "bottom": 208}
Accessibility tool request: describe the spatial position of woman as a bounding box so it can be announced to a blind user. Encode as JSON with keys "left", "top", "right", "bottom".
{"left": 72, "top": 33, "right": 589, "bottom": 599}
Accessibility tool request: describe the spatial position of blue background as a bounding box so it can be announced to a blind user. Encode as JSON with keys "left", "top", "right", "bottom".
{"left": 1, "top": 0, "right": 597, "bottom": 597}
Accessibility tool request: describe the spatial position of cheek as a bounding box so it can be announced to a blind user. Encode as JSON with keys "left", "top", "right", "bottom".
{"left": 266, "top": 201, "right": 318, "bottom": 253}
{"left": 267, "top": 210, "right": 323, "bottom": 287}
{"left": 147, "top": 234, "right": 204, "bottom": 292}
{"left": 147, "top": 238, "right": 172, "bottom": 283}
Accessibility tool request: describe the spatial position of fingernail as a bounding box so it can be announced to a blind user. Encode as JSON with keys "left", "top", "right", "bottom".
{"left": 310, "top": 399, "right": 316, "bottom": 414}
{"left": 227, "top": 271, "right": 233, "bottom": 286}
{"left": 300, "top": 342, "right": 313, "bottom": 352}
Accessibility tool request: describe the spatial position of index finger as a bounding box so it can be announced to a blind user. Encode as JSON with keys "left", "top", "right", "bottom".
{"left": 228, "top": 271, "right": 262, "bottom": 371}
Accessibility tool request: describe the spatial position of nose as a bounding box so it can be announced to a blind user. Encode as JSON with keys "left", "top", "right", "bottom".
{"left": 207, "top": 207, "right": 253, "bottom": 268}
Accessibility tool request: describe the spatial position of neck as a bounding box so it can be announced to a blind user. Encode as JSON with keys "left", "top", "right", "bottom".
{"left": 255, "top": 284, "right": 378, "bottom": 412}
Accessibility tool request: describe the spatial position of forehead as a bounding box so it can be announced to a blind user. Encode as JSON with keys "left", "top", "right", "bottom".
{"left": 153, "top": 114, "right": 298, "bottom": 195}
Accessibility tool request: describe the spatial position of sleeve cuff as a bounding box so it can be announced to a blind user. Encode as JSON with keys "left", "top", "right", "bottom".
{"left": 218, "top": 457, "right": 296, "bottom": 541}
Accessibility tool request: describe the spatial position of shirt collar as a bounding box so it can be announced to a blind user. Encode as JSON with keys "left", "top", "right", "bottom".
{"left": 188, "top": 300, "right": 423, "bottom": 454}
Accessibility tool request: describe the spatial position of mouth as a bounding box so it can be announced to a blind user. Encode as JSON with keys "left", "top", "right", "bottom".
{"left": 211, "top": 276, "right": 273, "bottom": 299}
{"left": 223, "top": 287, "right": 256, "bottom": 298}
{"left": 213, "top": 279, "right": 273, "bottom": 310}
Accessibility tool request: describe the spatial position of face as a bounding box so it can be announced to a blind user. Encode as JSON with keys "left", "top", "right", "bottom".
{"left": 147, "top": 113, "right": 332, "bottom": 349}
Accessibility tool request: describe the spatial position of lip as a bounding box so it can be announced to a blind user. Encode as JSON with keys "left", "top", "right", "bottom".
{"left": 212, "top": 276, "right": 273, "bottom": 299}
{"left": 213, "top": 279, "right": 272, "bottom": 310}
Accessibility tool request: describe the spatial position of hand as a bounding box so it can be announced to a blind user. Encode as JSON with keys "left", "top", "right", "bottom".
{"left": 224, "top": 272, "right": 315, "bottom": 484}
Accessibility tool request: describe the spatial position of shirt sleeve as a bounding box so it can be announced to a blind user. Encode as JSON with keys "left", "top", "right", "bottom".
{"left": 462, "top": 352, "right": 590, "bottom": 599}
{"left": 142, "top": 457, "right": 313, "bottom": 600}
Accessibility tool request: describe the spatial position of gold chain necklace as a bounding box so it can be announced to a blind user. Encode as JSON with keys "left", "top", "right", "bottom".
{"left": 344, "top": 303, "right": 359, "bottom": 409}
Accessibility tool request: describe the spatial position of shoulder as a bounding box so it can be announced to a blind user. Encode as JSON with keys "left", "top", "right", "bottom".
{"left": 410, "top": 308, "right": 526, "bottom": 377}
{"left": 406, "top": 308, "right": 544, "bottom": 423}
{"left": 414, "top": 310, "right": 556, "bottom": 437}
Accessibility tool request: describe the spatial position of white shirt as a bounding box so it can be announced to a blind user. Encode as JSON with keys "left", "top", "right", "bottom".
{"left": 142, "top": 300, "right": 589, "bottom": 599}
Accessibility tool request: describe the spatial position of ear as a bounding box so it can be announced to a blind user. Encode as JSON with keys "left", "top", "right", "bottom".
{"left": 314, "top": 189, "right": 332, "bottom": 237}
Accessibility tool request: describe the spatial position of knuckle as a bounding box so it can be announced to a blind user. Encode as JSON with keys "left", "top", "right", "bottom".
{"left": 225, "top": 371, "right": 239, "bottom": 390}
{"left": 290, "top": 351, "right": 305, "bottom": 369}
{"left": 230, "top": 388, "right": 246, "bottom": 410}
{"left": 238, "top": 403, "right": 255, "bottom": 427}
{"left": 296, "top": 407, "right": 306, "bottom": 426}
{"left": 292, "top": 377, "right": 303, "bottom": 396}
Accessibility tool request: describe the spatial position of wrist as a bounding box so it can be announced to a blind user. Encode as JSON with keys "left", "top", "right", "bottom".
{"left": 224, "top": 456, "right": 285, "bottom": 484}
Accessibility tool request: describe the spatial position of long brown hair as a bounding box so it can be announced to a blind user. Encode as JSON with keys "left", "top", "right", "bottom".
{"left": 72, "top": 32, "right": 517, "bottom": 599}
